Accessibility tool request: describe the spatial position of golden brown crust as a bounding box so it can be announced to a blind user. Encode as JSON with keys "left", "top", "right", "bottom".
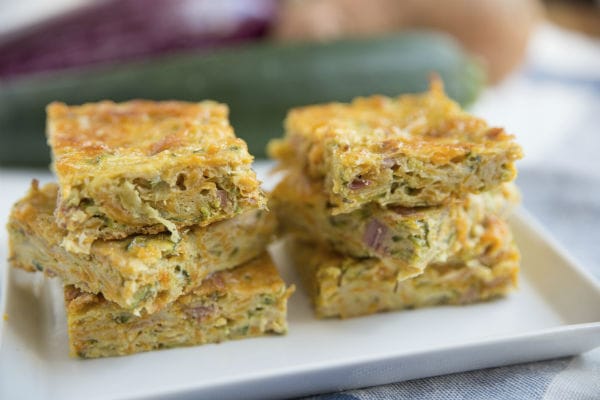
{"left": 269, "top": 82, "right": 523, "bottom": 212}
{"left": 47, "top": 100, "right": 231, "bottom": 157}
{"left": 47, "top": 100, "right": 265, "bottom": 253}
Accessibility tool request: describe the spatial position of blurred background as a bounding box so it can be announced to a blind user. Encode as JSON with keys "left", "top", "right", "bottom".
{"left": 1, "top": 0, "right": 598, "bottom": 82}
{"left": 0, "top": 0, "right": 598, "bottom": 163}
{"left": 0, "top": 0, "right": 599, "bottom": 271}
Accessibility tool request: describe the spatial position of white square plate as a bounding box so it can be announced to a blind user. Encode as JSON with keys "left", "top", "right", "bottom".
{"left": 1, "top": 167, "right": 599, "bottom": 400}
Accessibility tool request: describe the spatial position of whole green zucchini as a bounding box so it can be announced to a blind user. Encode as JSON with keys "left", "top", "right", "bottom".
{"left": 0, "top": 31, "right": 484, "bottom": 166}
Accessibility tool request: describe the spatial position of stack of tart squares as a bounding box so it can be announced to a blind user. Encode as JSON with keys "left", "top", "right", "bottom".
{"left": 269, "top": 81, "right": 524, "bottom": 318}
{"left": 8, "top": 100, "right": 293, "bottom": 358}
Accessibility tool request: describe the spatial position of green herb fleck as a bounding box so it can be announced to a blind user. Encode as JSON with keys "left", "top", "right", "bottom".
{"left": 87, "top": 154, "right": 106, "bottom": 165}
{"left": 113, "top": 314, "right": 132, "bottom": 324}
{"left": 126, "top": 237, "right": 146, "bottom": 251}
{"left": 328, "top": 216, "right": 346, "bottom": 227}
{"left": 468, "top": 154, "right": 482, "bottom": 163}
{"left": 199, "top": 207, "right": 211, "bottom": 219}
{"left": 358, "top": 207, "right": 372, "bottom": 219}
{"left": 175, "top": 265, "right": 190, "bottom": 280}
{"left": 132, "top": 285, "right": 155, "bottom": 307}
{"left": 260, "top": 294, "right": 275, "bottom": 305}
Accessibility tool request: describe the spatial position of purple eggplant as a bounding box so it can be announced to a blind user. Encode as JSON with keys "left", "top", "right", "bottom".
{"left": 0, "top": 0, "right": 275, "bottom": 79}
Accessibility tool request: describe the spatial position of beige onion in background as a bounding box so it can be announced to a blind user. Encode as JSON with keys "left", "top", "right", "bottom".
{"left": 272, "top": 0, "right": 542, "bottom": 83}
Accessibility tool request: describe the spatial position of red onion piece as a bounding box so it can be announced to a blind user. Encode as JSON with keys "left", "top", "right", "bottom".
{"left": 349, "top": 178, "right": 371, "bottom": 190}
{"left": 216, "top": 189, "right": 228, "bottom": 208}
{"left": 382, "top": 157, "right": 395, "bottom": 168}
{"left": 363, "top": 219, "right": 387, "bottom": 252}
{"left": 185, "top": 304, "right": 216, "bottom": 321}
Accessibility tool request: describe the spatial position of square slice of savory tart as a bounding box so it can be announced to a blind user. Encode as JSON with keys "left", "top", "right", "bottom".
{"left": 65, "top": 253, "right": 294, "bottom": 358}
{"left": 268, "top": 81, "right": 522, "bottom": 214}
{"left": 47, "top": 99, "right": 266, "bottom": 253}
{"left": 270, "top": 170, "right": 519, "bottom": 280}
{"left": 8, "top": 181, "right": 275, "bottom": 315}
{"left": 287, "top": 217, "right": 519, "bottom": 319}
